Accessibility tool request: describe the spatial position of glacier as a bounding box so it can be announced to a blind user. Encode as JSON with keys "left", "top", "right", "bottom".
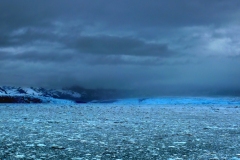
{"left": 96, "top": 97, "right": 240, "bottom": 105}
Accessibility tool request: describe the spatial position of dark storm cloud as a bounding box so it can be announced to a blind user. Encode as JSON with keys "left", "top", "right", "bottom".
{"left": 70, "top": 35, "right": 170, "bottom": 57}
{"left": 0, "top": 52, "right": 74, "bottom": 63}
{"left": 1, "top": 0, "right": 240, "bottom": 30}
{"left": 1, "top": 0, "right": 240, "bottom": 96}
{"left": 0, "top": 35, "right": 11, "bottom": 47}
{"left": 0, "top": 26, "right": 58, "bottom": 48}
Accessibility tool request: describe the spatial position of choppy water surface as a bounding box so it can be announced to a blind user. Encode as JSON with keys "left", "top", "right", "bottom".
{"left": 0, "top": 104, "right": 240, "bottom": 159}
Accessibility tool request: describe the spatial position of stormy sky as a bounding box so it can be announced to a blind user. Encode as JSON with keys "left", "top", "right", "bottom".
{"left": 1, "top": 0, "right": 240, "bottom": 96}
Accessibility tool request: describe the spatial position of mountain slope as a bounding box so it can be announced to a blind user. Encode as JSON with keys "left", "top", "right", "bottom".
{"left": 0, "top": 86, "right": 81, "bottom": 103}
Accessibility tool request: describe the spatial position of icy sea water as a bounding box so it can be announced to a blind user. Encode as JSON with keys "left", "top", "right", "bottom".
{"left": 0, "top": 104, "right": 240, "bottom": 160}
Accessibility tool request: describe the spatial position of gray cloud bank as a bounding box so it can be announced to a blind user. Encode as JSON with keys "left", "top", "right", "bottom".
{"left": 1, "top": 0, "right": 240, "bottom": 96}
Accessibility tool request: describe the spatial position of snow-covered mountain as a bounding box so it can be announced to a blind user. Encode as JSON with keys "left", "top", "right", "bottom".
{"left": 2, "top": 86, "right": 240, "bottom": 105}
{"left": 0, "top": 86, "right": 81, "bottom": 104}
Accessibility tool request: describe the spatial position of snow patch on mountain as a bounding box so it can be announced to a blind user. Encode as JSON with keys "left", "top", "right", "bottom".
{"left": 22, "top": 87, "right": 42, "bottom": 96}
{"left": 0, "top": 86, "right": 81, "bottom": 103}
{"left": 0, "top": 86, "right": 81, "bottom": 98}
{"left": 42, "top": 89, "right": 81, "bottom": 98}
{"left": 0, "top": 86, "right": 19, "bottom": 95}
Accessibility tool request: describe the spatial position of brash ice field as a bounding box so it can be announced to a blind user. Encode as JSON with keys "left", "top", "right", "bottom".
{"left": 0, "top": 104, "right": 240, "bottom": 160}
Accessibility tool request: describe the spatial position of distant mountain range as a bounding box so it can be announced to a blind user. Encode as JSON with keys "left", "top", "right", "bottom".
{"left": 1, "top": 86, "right": 240, "bottom": 105}
{"left": 0, "top": 86, "right": 131, "bottom": 103}
{"left": 0, "top": 86, "right": 81, "bottom": 103}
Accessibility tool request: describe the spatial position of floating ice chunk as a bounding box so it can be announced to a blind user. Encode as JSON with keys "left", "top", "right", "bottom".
{"left": 66, "top": 147, "right": 74, "bottom": 152}
{"left": 26, "top": 144, "right": 35, "bottom": 147}
{"left": 72, "top": 158, "right": 83, "bottom": 160}
{"left": 29, "top": 155, "right": 36, "bottom": 159}
{"left": 37, "top": 144, "right": 46, "bottom": 147}
{"left": 15, "top": 154, "right": 25, "bottom": 159}
{"left": 173, "top": 142, "right": 186, "bottom": 145}
{"left": 95, "top": 155, "right": 101, "bottom": 158}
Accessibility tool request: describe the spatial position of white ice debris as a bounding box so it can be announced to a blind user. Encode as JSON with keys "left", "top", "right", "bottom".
{"left": 37, "top": 144, "right": 46, "bottom": 147}
{"left": 173, "top": 142, "right": 186, "bottom": 145}
{"left": 15, "top": 154, "right": 25, "bottom": 159}
{"left": 71, "top": 158, "right": 83, "bottom": 160}
{"left": 230, "top": 158, "right": 240, "bottom": 160}
{"left": 0, "top": 104, "right": 240, "bottom": 159}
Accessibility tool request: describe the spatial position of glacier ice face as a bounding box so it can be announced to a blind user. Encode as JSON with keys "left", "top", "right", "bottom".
{"left": 112, "top": 97, "right": 240, "bottom": 105}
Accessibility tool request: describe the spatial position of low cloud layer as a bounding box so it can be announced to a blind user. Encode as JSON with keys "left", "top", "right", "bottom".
{"left": 1, "top": 1, "right": 240, "bottom": 96}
